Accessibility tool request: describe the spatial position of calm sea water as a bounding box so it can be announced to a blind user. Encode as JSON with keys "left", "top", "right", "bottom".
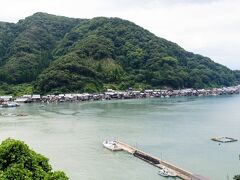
{"left": 0, "top": 95, "right": 240, "bottom": 180}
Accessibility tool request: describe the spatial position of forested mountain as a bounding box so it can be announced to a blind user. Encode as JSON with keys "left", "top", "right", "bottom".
{"left": 0, "top": 12, "right": 238, "bottom": 95}
{"left": 0, "top": 13, "right": 81, "bottom": 84}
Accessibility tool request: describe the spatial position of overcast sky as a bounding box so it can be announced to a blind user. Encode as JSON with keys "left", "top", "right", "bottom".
{"left": 0, "top": 0, "right": 239, "bottom": 69}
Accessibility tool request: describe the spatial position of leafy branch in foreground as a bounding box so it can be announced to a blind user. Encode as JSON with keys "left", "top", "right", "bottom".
{"left": 0, "top": 138, "right": 68, "bottom": 180}
{"left": 234, "top": 175, "right": 240, "bottom": 180}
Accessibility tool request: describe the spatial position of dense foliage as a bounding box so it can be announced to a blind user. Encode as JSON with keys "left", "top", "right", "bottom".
{"left": 0, "top": 138, "right": 68, "bottom": 179}
{"left": 0, "top": 12, "right": 239, "bottom": 94}
{"left": 235, "top": 70, "right": 240, "bottom": 84}
{"left": 234, "top": 175, "right": 240, "bottom": 180}
{"left": 0, "top": 12, "right": 81, "bottom": 84}
{"left": 0, "top": 83, "right": 33, "bottom": 96}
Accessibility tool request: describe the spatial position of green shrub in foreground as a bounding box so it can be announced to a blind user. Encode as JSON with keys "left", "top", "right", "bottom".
{"left": 0, "top": 138, "right": 68, "bottom": 180}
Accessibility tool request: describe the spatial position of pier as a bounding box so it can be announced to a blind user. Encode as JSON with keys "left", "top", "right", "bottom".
{"left": 114, "top": 140, "right": 209, "bottom": 180}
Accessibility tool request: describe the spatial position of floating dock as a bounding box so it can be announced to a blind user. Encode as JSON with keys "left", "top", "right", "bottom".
{"left": 211, "top": 137, "right": 237, "bottom": 143}
{"left": 114, "top": 140, "right": 209, "bottom": 180}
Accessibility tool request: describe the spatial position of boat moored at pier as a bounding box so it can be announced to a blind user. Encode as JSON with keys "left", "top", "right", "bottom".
{"left": 103, "top": 140, "right": 123, "bottom": 151}
{"left": 158, "top": 167, "right": 177, "bottom": 177}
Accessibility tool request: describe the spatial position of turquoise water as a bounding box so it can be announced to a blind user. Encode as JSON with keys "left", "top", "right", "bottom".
{"left": 0, "top": 95, "right": 240, "bottom": 180}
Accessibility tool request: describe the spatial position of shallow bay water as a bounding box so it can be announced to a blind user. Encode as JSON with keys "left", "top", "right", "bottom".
{"left": 0, "top": 95, "right": 240, "bottom": 180}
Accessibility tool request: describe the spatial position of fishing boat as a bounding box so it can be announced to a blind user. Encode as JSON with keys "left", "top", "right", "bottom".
{"left": 158, "top": 167, "right": 177, "bottom": 177}
{"left": 103, "top": 140, "right": 122, "bottom": 151}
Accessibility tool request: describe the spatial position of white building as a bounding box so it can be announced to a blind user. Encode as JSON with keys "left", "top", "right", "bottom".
{"left": 0, "top": 96, "right": 13, "bottom": 101}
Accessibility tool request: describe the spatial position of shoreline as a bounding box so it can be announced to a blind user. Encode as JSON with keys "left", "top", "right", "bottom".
{"left": 0, "top": 85, "right": 240, "bottom": 105}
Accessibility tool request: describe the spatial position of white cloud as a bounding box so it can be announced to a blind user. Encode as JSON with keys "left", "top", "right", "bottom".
{"left": 0, "top": 0, "right": 239, "bottom": 69}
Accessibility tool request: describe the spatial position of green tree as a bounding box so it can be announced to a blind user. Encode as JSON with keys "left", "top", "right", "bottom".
{"left": 234, "top": 175, "right": 240, "bottom": 180}
{"left": 0, "top": 138, "right": 68, "bottom": 180}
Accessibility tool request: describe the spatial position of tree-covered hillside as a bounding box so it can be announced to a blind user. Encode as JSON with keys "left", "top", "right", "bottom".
{"left": 0, "top": 13, "right": 81, "bottom": 84}
{"left": 0, "top": 13, "right": 238, "bottom": 94}
{"left": 0, "top": 22, "right": 19, "bottom": 64}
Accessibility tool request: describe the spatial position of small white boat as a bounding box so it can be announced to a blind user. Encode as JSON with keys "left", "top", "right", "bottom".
{"left": 158, "top": 168, "right": 177, "bottom": 177}
{"left": 1, "top": 102, "right": 20, "bottom": 108}
{"left": 103, "top": 140, "right": 122, "bottom": 151}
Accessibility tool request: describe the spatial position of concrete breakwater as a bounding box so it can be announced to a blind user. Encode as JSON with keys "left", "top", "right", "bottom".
{"left": 114, "top": 140, "right": 210, "bottom": 180}
{"left": 0, "top": 85, "right": 240, "bottom": 104}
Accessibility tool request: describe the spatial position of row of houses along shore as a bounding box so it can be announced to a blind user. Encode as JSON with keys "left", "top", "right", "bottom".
{"left": 0, "top": 85, "right": 240, "bottom": 104}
